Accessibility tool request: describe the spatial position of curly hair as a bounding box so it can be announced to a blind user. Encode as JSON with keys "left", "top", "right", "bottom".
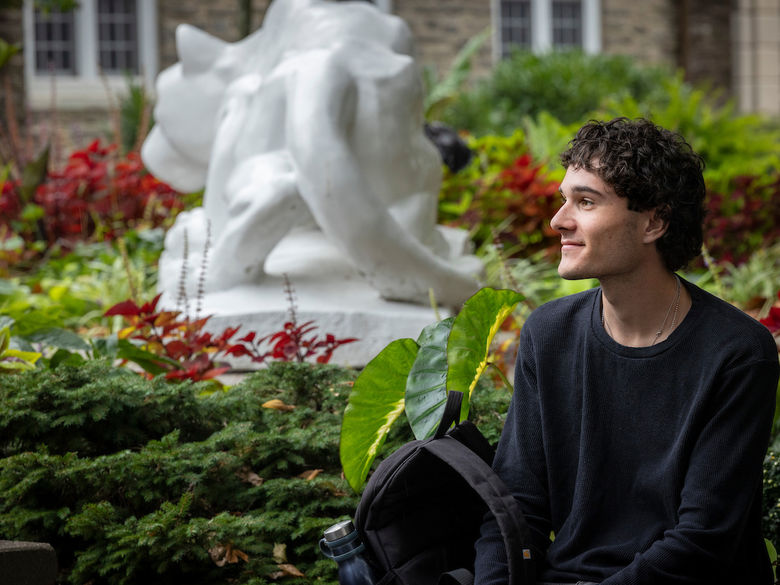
{"left": 559, "top": 117, "right": 706, "bottom": 272}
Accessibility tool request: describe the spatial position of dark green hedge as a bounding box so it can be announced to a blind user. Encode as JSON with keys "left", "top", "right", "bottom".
{"left": 0, "top": 361, "right": 363, "bottom": 585}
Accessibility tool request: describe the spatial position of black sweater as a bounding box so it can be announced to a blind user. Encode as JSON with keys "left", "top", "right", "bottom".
{"left": 474, "top": 280, "right": 779, "bottom": 584}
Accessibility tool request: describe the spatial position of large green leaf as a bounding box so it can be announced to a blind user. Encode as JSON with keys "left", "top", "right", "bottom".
{"left": 340, "top": 338, "right": 419, "bottom": 492}
{"left": 406, "top": 317, "right": 454, "bottom": 440}
{"left": 26, "top": 327, "right": 90, "bottom": 351}
{"left": 766, "top": 539, "right": 777, "bottom": 582}
{"left": 446, "top": 288, "right": 523, "bottom": 419}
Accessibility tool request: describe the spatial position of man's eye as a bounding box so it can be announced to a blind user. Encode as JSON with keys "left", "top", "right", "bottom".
{"left": 580, "top": 199, "right": 594, "bottom": 207}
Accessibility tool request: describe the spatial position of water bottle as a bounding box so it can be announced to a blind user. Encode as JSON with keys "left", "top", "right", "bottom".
{"left": 319, "top": 519, "right": 378, "bottom": 585}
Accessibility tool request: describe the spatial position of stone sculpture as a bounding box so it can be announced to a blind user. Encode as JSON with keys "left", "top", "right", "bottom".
{"left": 142, "top": 0, "right": 481, "bottom": 308}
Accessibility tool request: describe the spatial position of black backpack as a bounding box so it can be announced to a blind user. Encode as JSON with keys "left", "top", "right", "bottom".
{"left": 353, "top": 391, "right": 535, "bottom": 585}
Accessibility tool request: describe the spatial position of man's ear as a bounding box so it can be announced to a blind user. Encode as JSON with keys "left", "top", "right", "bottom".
{"left": 643, "top": 207, "right": 670, "bottom": 244}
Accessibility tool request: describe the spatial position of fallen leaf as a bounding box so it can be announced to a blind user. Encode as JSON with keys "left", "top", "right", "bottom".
{"left": 208, "top": 544, "right": 226, "bottom": 566}
{"left": 273, "top": 542, "right": 287, "bottom": 564}
{"left": 229, "top": 547, "right": 249, "bottom": 563}
{"left": 208, "top": 542, "right": 249, "bottom": 567}
{"left": 298, "top": 469, "right": 323, "bottom": 481}
{"left": 262, "top": 399, "right": 296, "bottom": 411}
{"left": 236, "top": 466, "right": 264, "bottom": 486}
{"left": 270, "top": 563, "right": 305, "bottom": 579}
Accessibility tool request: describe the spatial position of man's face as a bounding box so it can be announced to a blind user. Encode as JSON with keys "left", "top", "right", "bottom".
{"left": 550, "top": 166, "right": 656, "bottom": 281}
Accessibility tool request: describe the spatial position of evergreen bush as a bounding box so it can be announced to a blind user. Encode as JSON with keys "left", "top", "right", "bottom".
{"left": 0, "top": 361, "right": 360, "bottom": 584}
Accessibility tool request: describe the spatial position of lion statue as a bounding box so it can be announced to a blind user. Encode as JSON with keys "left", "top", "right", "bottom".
{"left": 142, "top": 0, "right": 481, "bottom": 306}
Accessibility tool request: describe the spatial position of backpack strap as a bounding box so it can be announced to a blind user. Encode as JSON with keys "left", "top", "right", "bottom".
{"left": 423, "top": 433, "right": 533, "bottom": 584}
{"left": 433, "top": 391, "right": 464, "bottom": 439}
{"left": 438, "top": 567, "right": 474, "bottom": 585}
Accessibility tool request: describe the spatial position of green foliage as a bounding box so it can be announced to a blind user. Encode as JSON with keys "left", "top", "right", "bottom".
{"left": 0, "top": 361, "right": 227, "bottom": 457}
{"left": 598, "top": 75, "right": 780, "bottom": 193}
{"left": 691, "top": 242, "right": 780, "bottom": 314}
{"left": 340, "top": 287, "right": 522, "bottom": 492}
{"left": 0, "top": 277, "right": 100, "bottom": 336}
{"left": 339, "top": 338, "right": 417, "bottom": 492}
{"left": 1, "top": 229, "right": 164, "bottom": 337}
{"left": 0, "top": 361, "right": 360, "bottom": 584}
{"left": 439, "top": 49, "right": 670, "bottom": 136}
{"left": 520, "top": 112, "right": 581, "bottom": 173}
{"left": 764, "top": 451, "right": 780, "bottom": 553}
{"left": 423, "top": 28, "right": 490, "bottom": 121}
{"left": 0, "top": 37, "right": 22, "bottom": 69}
{"left": 0, "top": 325, "right": 40, "bottom": 372}
{"left": 119, "top": 76, "right": 154, "bottom": 155}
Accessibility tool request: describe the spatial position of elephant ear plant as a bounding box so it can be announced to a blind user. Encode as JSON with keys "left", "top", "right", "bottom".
{"left": 340, "top": 287, "right": 523, "bottom": 492}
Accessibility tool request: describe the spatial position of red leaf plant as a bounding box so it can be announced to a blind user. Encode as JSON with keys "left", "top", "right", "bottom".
{"left": 104, "top": 294, "right": 358, "bottom": 383}
{"left": 1, "top": 140, "right": 185, "bottom": 249}
{"left": 761, "top": 292, "right": 780, "bottom": 337}
{"left": 442, "top": 151, "right": 561, "bottom": 258}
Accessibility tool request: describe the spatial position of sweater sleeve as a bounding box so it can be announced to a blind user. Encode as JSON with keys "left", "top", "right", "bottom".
{"left": 600, "top": 357, "right": 778, "bottom": 585}
{"left": 474, "top": 325, "right": 552, "bottom": 585}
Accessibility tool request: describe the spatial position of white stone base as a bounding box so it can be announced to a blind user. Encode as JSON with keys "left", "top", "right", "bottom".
{"left": 159, "top": 230, "right": 453, "bottom": 368}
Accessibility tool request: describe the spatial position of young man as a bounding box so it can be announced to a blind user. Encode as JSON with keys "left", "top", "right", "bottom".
{"left": 474, "top": 118, "right": 780, "bottom": 585}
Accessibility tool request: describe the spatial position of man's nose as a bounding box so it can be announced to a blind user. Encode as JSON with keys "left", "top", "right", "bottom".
{"left": 550, "top": 204, "right": 572, "bottom": 232}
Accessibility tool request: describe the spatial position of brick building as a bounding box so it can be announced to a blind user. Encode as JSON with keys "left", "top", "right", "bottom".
{"left": 2, "top": 0, "right": 778, "bottom": 154}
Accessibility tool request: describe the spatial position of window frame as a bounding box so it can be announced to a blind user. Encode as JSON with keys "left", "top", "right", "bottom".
{"left": 491, "top": 0, "right": 601, "bottom": 60}
{"left": 22, "top": 0, "right": 158, "bottom": 110}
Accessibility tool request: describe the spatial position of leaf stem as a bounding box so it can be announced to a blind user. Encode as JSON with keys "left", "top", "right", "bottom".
{"left": 488, "top": 361, "right": 513, "bottom": 392}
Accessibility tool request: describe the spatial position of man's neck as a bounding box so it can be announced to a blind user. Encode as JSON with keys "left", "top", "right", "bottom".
{"left": 599, "top": 268, "right": 692, "bottom": 347}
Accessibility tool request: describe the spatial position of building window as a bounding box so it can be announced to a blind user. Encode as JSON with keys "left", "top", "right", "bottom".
{"left": 23, "top": 0, "right": 158, "bottom": 110}
{"left": 33, "top": 8, "right": 76, "bottom": 74}
{"left": 552, "top": 0, "right": 582, "bottom": 47}
{"left": 500, "top": 0, "right": 532, "bottom": 54}
{"left": 493, "top": 0, "right": 600, "bottom": 59}
{"left": 97, "top": 0, "right": 139, "bottom": 74}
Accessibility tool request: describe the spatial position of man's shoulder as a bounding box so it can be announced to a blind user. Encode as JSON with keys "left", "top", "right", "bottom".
{"left": 688, "top": 282, "right": 778, "bottom": 362}
{"left": 525, "top": 287, "right": 598, "bottom": 331}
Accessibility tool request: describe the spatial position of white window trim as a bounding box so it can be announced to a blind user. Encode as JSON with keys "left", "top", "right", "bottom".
{"left": 491, "top": 0, "right": 601, "bottom": 61}
{"left": 23, "top": 0, "right": 158, "bottom": 110}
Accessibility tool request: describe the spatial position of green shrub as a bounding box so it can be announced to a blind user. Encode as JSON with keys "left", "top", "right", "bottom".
{"left": 0, "top": 361, "right": 358, "bottom": 584}
{"left": 438, "top": 49, "right": 670, "bottom": 136}
{"left": 598, "top": 74, "right": 780, "bottom": 194}
{"left": 0, "top": 361, "right": 227, "bottom": 457}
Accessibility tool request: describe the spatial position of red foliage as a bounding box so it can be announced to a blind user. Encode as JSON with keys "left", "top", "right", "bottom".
{"left": 442, "top": 151, "right": 561, "bottom": 258}
{"left": 105, "top": 295, "right": 358, "bottom": 383}
{"left": 494, "top": 154, "right": 561, "bottom": 253}
{"left": 761, "top": 292, "right": 780, "bottom": 336}
{"left": 703, "top": 174, "right": 780, "bottom": 265}
{"left": 1, "top": 140, "right": 185, "bottom": 248}
{"left": 0, "top": 180, "right": 21, "bottom": 218}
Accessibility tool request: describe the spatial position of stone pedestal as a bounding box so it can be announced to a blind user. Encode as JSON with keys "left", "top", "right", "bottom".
{"left": 162, "top": 230, "right": 452, "bottom": 368}
{"left": 0, "top": 541, "right": 57, "bottom": 585}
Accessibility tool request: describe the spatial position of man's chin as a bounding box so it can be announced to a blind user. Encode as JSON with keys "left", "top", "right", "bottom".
{"left": 557, "top": 265, "right": 591, "bottom": 281}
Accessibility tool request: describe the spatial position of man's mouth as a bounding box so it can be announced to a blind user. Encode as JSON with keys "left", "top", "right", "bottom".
{"left": 561, "top": 240, "right": 584, "bottom": 252}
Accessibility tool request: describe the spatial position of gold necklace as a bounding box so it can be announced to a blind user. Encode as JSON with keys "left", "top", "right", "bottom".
{"left": 602, "top": 275, "right": 681, "bottom": 346}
